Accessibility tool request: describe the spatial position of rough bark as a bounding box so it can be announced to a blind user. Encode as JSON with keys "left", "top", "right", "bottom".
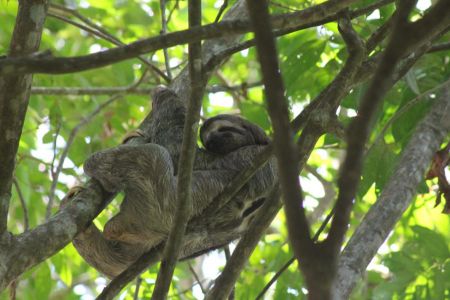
{"left": 0, "top": 0, "right": 48, "bottom": 284}
{"left": 333, "top": 85, "right": 450, "bottom": 299}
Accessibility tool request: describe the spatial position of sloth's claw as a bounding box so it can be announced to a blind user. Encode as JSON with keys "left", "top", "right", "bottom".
{"left": 122, "top": 129, "right": 145, "bottom": 144}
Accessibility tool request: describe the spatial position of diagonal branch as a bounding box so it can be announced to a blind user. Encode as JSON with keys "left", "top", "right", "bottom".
{"left": 0, "top": 0, "right": 360, "bottom": 76}
{"left": 334, "top": 82, "right": 450, "bottom": 299}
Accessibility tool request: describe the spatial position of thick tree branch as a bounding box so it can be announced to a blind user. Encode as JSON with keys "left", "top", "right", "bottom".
{"left": 246, "top": 0, "right": 312, "bottom": 295}
{"left": 0, "top": 180, "right": 114, "bottom": 291}
{"left": 0, "top": 1, "right": 48, "bottom": 236}
{"left": 151, "top": 0, "right": 203, "bottom": 298}
{"left": 334, "top": 83, "right": 450, "bottom": 299}
{"left": 0, "top": 0, "right": 360, "bottom": 76}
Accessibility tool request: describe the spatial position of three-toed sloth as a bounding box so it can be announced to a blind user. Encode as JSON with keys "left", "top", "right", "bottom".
{"left": 71, "top": 87, "right": 277, "bottom": 278}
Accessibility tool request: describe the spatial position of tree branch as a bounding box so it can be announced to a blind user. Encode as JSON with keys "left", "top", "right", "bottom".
{"left": 0, "top": 1, "right": 48, "bottom": 236}
{"left": 334, "top": 82, "right": 450, "bottom": 299}
{"left": 159, "top": 0, "right": 173, "bottom": 80}
{"left": 12, "top": 179, "right": 29, "bottom": 232}
{"left": 326, "top": 0, "right": 450, "bottom": 255}
{"left": 246, "top": 0, "right": 312, "bottom": 294}
{"left": 30, "top": 86, "right": 154, "bottom": 96}
{"left": 151, "top": 0, "right": 203, "bottom": 298}
{"left": 0, "top": 0, "right": 360, "bottom": 76}
{"left": 48, "top": 3, "right": 170, "bottom": 82}
{"left": 428, "top": 41, "right": 450, "bottom": 53}
{"left": 97, "top": 245, "right": 164, "bottom": 299}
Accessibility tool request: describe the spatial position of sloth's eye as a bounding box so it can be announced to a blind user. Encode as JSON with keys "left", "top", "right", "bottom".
{"left": 218, "top": 126, "right": 244, "bottom": 134}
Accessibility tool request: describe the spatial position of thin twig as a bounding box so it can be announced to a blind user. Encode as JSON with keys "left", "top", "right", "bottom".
{"left": 428, "top": 41, "right": 450, "bottom": 53}
{"left": 97, "top": 245, "right": 164, "bottom": 300}
{"left": 48, "top": 3, "right": 170, "bottom": 83}
{"left": 255, "top": 207, "right": 336, "bottom": 299}
{"left": 366, "top": 12, "right": 395, "bottom": 53}
{"left": 46, "top": 121, "right": 61, "bottom": 220}
{"left": 188, "top": 262, "right": 206, "bottom": 294}
{"left": 369, "top": 78, "right": 450, "bottom": 153}
{"left": 133, "top": 277, "right": 142, "bottom": 300}
{"left": 160, "top": 0, "right": 173, "bottom": 80}
{"left": 48, "top": 12, "right": 114, "bottom": 42}
{"left": 12, "top": 178, "right": 29, "bottom": 231}
{"left": 305, "top": 165, "right": 337, "bottom": 223}
{"left": 45, "top": 94, "right": 122, "bottom": 219}
{"left": 166, "top": 0, "right": 179, "bottom": 25}
{"left": 214, "top": 0, "right": 228, "bottom": 23}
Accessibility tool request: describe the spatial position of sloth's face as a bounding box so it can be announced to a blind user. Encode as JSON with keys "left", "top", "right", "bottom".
{"left": 201, "top": 119, "right": 256, "bottom": 154}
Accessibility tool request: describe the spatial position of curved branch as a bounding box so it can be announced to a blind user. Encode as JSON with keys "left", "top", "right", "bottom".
{"left": 0, "top": 0, "right": 359, "bottom": 76}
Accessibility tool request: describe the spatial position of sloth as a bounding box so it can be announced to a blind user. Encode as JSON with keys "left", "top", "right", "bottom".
{"left": 67, "top": 87, "right": 277, "bottom": 278}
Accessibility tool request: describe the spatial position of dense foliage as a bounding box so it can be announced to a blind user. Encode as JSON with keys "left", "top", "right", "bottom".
{"left": 0, "top": 0, "right": 449, "bottom": 299}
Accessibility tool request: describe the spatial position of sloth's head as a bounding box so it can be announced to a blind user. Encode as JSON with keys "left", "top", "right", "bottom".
{"left": 200, "top": 114, "right": 270, "bottom": 154}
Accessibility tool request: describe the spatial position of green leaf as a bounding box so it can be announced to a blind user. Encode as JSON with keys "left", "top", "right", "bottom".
{"left": 411, "top": 226, "right": 449, "bottom": 259}
{"left": 42, "top": 130, "right": 54, "bottom": 144}
{"left": 358, "top": 141, "right": 398, "bottom": 199}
